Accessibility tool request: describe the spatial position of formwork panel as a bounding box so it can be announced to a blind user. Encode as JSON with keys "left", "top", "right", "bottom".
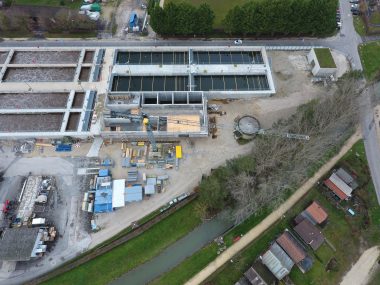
{"left": 10, "top": 51, "right": 80, "bottom": 64}
{"left": 0, "top": 113, "right": 63, "bottom": 132}
{"left": 0, "top": 93, "right": 68, "bottom": 109}
{"left": 3, "top": 67, "right": 76, "bottom": 82}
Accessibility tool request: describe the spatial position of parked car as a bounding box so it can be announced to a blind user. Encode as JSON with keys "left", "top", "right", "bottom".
{"left": 351, "top": 3, "right": 359, "bottom": 9}
{"left": 337, "top": 21, "right": 342, "bottom": 29}
{"left": 351, "top": 9, "right": 360, "bottom": 15}
{"left": 349, "top": 0, "right": 359, "bottom": 3}
{"left": 234, "top": 39, "right": 243, "bottom": 45}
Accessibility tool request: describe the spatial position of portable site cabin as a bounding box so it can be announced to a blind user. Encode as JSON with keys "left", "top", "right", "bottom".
{"left": 129, "top": 12, "right": 138, "bottom": 28}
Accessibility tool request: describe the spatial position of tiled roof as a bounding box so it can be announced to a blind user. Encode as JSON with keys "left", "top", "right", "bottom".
{"left": 305, "top": 201, "right": 328, "bottom": 224}
{"left": 276, "top": 232, "right": 306, "bottom": 263}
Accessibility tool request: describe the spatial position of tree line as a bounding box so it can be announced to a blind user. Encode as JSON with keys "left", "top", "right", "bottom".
{"left": 148, "top": 0, "right": 214, "bottom": 36}
{"left": 148, "top": 0, "right": 337, "bottom": 37}
{"left": 197, "top": 73, "right": 360, "bottom": 222}
{"left": 223, "top": 0, "right": 337, "bottom": 36}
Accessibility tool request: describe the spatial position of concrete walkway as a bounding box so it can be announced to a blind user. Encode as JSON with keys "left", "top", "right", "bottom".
{"left": 185, "top": 129, "right": 362, "bottom": 285}
{"left": 86, "top": 137, "right": 103, "bottom": 157}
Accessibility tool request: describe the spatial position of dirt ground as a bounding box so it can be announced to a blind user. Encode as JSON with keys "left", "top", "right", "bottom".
{"left": 114, "top": 0, "right": 148, "bottom": 38}
{"left": 340, "top": 246, "right": 380, "bottom": 285}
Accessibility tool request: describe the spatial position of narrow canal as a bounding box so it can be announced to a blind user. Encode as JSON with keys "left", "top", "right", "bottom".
{"left": 109, "top": 216, "right": 233, "bottom": 285}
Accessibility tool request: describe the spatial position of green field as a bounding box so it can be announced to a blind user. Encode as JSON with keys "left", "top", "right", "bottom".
{"left": 152, "top": 141, "right": 380, "bottom": 285}
{"left": 165, "top": 0, "right": 250, "bottom": 28}
{"left": 359, "top": 41, "right": 380, "bottom": 80}
{"left": 369, "top": 267, "right": 380, "bottom": 285}
{"left": 13, "top": 0, "right": 82, "bottom": 9}
{"left": 43, "top": 201, "right": 202, "bottom": 285}
{"left": 370, "top": 11, "right": 380, "bottom": 25}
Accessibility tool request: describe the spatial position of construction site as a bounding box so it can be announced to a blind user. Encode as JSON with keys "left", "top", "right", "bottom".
{"left": 0, "top": 45, "right": 350, "bottom": 284}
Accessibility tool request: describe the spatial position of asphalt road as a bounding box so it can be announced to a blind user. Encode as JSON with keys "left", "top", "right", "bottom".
{"left": 361, "top": 86, "right": 380, "bottom": 204}
{"left": 0, "top": 0, "right": 365, "bottom": 70}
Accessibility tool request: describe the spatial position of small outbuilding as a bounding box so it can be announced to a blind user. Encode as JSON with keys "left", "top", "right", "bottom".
{"left": 261, "top": 242, "right": 294, "bottom": 280}
{"left": 307, "top": 48, "right": 337, "bottom": 77}
{"left": 0, "top": 228, "right": 44, "bottom": 261}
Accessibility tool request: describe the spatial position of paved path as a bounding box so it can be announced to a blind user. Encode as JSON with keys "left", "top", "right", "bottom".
{"left": 185, "top": 129, "right": 362, "bottom": 285}
{"left": 340, "top": 246, "right": 380, "bottom": 285}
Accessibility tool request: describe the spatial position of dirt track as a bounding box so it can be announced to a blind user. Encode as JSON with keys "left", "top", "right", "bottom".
{"left": 185, "top": 128, "right": 362, "bottom": 285}
{"left": 340, "top": 246, "right": 380, "bottom": 285}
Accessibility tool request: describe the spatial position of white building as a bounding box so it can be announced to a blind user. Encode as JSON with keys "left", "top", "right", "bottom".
{"left": 307, "top": 48, "right": 337, "bottom": 77}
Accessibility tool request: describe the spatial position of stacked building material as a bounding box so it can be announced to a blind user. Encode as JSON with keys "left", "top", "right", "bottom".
{"left": 127, "top": 167, "right": 138, "bottom": 182}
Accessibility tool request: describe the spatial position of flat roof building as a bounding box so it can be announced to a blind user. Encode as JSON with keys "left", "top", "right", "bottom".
{"left": 307, "top": 48, "right": 337, "bottom": 78}
{"left": 125, "top": 185, "right": 143, "bottom": 202}
{"left": 112, "top": 179, "right": 125, "bottom": 208}
{"left": 0, "top": 228, "right": 45, "bottom": 261}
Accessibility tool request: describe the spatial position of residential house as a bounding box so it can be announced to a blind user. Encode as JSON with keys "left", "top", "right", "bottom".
{"left": 294, "top": 219, "right": 325, "bottom": 250}
{"left": 295, "top": 201, "right": 328, "bottom": 226}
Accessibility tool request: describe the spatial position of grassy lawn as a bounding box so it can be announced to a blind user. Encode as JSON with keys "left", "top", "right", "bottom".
{"left": 150, "top": 208, "right": 271, "bottom": 285}
{"left": 369, "top": 267, "right": 380, "bottom": 285}
{"left": 359, "top": 41, "right": 380, "bottom": 80}
{"left": 43, "top": 201, "right": 202, "bottom": 285}
{"left": 13, "top": 0, "right": 82, "bottom": 9}
{"left": 353, "top": 16, "right": 366, "bottom": 36}
{"left": 175, "top": 140, "right": 380, "bottom": 285}
{"left": 165, "top": 0, "right": 250, "bottom": 28}
{"left": 370, "top": 11, "right": 380, "bottom": 25}
{"left": 314, "top": 48, "right": 336, "bottom": 68}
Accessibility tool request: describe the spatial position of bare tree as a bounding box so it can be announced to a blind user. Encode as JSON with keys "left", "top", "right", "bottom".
{"left": 228, "top": 74, "right": 361, "bottom": 223}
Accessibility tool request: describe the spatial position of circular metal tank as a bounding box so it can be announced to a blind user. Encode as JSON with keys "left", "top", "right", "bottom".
{"left": 236, "top": 115, "right": 260, "bottom": 139}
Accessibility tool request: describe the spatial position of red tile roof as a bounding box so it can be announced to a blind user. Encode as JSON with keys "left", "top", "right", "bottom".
{"left": 305, "top": 201, "right": 328, "bottom": 224}
{"left": 276, "top": 232, "right": 306, "bottom": 263}
{"left": 324, "top": 179, "right": 348, "bottom": 200}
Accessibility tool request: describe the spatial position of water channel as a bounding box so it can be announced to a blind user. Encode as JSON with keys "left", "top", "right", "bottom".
{"left": 109, "top": 216, "right": 234, "bottom": 285}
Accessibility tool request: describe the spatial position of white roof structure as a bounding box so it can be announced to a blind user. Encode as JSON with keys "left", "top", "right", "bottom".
{"left": 144, "top": 184, "right": 155, "bottom": 195}
{"left": 112, "top": 179, "right": 125, "bottom": 208}
{"left": 329, "top": 173, "right": 353, "bottom": 197}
